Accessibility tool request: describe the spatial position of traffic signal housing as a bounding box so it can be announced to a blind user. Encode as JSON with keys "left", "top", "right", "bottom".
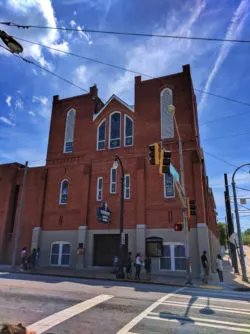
{"left": 159, "top": 149, "right": 171, "bottom": 174}
{"left": 174, "top": 223, "right": 183, "bottom": 231}
{"left": 148, "top": 143, "right": 160, "bottom": 165}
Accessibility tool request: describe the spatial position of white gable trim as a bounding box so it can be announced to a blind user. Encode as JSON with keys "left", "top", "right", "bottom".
{"left": 93, "top": 94, "right": 134, "bottom": 121}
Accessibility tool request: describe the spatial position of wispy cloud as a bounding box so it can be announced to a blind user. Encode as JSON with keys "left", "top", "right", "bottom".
{"left": 15, "top": 98, "right": 24, "bottom": 109}
{"left": 32, "top": 96, "right": 48, "bottom": 105}
{"left": 70, "top": 19, "right": 76, "bottom": 27}
{"left": 28, "top": 111, "right": 36, "bottom": 117}
{"left": 198, "top": 0, "right": 249, "bottom": 111}
{"left": 0, "top": 116, "right": 15, "bottom": 126}
{"left": 73, "top": 10, "right": 77, "bottom": 16}
{"left": 77, "top": 25, "right": 93, "bottom": 45}
{"left": 5, "top": 95, "right": 12, "bottom": 107}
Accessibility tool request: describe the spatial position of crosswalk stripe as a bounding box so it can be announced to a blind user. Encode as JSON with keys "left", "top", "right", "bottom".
{"left": 116, "top": 287, "right": 186, "bottom": 334}
{"left": 149, "top": 312, "right": 250, "bottom": 328}
{"left": 146, "top": 314, "right": 250, "bottom": 332}
{"left": 161, "top": 301, "right": 250, "bottom": 314}
{"left": 173, "top": 294, "right": 250, "bottom": 304}
{"left": 27, "top": 294, "right": 113, "bottom": 334}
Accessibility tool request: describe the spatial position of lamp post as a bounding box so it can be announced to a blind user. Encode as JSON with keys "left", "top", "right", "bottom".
{"left": 232, "top": 163, "right": 250, "bottom": 282}
{"left": 168, "top": 104, "right": 192, "bottom": 285}
{"left": 0, "top": 30, "right": 23, "bottom": 53}
{"left": 113, "top": 154, "right": 125, "bottom": 279}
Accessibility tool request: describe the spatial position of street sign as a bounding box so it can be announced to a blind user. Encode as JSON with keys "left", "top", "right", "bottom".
{"left": 97, "top": 202, "right": 111, "bottom": 224}
{"left": 164, "top": 173, "right": 175, "bottom": 198}
{"left": 170, "top": 163, "right": 180, "bottom": 182}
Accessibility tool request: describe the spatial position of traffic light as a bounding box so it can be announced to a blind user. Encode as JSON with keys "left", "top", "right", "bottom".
{"left": 174, "top": 223, "right": 183, "bottom": 231}
{"left": 189, "top": 199, "right": 196, "bottom": 216}
{"left": 159, "top": 149, "right": 171, "bottom": 174}
{"left": 148, "top": 143, "right": 160, "bottom": 165}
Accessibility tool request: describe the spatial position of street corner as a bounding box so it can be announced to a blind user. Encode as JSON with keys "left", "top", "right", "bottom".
{"left": 199, "top": 285, "right": 223, "bottom": 290}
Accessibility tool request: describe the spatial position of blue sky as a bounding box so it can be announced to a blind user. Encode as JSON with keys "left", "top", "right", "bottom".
{"left": 0, "top": 0, "right": 250, "bottom": 229}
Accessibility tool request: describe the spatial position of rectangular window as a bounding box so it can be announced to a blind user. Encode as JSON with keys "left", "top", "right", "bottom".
{"left": 160, "top": 243, "right": 186, "bottom": 271}
{"left": 64, "top": 141, "right": 73, "bottom": 153}
{"left": 96, "top": 177, "right": 103, "bottom": 201}
{"left": 164, "top": 173, "right": 175, "bottom": 198}
{"left": 124, "top": 174, "right": 130, "bottom": 200}
{"left": 110, "top": 168, "right": 117, "bottom": 194}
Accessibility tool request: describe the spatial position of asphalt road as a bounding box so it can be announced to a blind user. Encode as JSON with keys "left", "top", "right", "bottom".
{"left": 0, "top": 272, "right": 249, "bottom": 334}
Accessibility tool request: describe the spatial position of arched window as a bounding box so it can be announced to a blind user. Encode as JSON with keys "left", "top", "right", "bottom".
{"left": 97, "top": 119, "right": 106, "bottom": 150}
{"left": 124, "top": 115, "right": 133, "bottom": 147}
{"left": 50, "top": 241, "right": 71, "bottom": 266}
{"left": 160, "top": 243, "right": 186, "bottom": 271}
{"left": 59, "top": 179, "right": 69, "bottom": 204}
{"left": 109, "top": 112, "right": 121, "bottom": 149}
{"left": 160, "top": 88, "right": 174, "bottom": 139}
{"left": 64, "top": 109, "right": 76, "bottom": 153}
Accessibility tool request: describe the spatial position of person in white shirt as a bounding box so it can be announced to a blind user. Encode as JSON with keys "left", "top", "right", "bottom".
{"left": 134, "top": 253, "right": 142, "bottom": 280}
{"left": 20, "top": 247, "right": 27, "bottom": 272}
{"left": 216, "top": 254, "right": 224, "bottom": 284}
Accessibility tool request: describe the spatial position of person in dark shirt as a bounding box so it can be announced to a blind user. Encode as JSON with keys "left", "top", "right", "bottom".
{"left": 201, "top": 250, "right": 209, "bottom": 283}
{"left": 126, "top": 252, "right": 132, "bottom": 279}
{"left": 144, "top": 256, "right": 152, "bottom": 280}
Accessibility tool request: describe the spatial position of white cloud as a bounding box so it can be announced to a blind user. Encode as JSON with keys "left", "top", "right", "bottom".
{"left": 0, "top": 116, "right": 15, "bottom": 126}
{"left": 210, "top": 171, "right": 250, "bottom": 189}
{"left": 70, "top": 19, "right": 76, "bottom": 27}
{"left": 73, "top": 10, "right": 77, "bottom": 15}
{"left": 28, "top": 111, "right": 36, "bottom": 117}
{"left": 74, "top": 65, "right": 93, "bottom": 86}
{"left": 6, "top": 95, "right": 12, "bottom": 107}
{"left": 15, "top": 98, "right": 24, "bottom": 109}
{"left": 198, "top": 0, "right": 249, "bottom": 111}
{"left": 108, "top": 0, "right": 207, "bottom": 100}
{"left": 77, "top": 25, "right": 93, "bottom": 45}
{"left": 32, "top": 96, "right": 48, "bottom": 105}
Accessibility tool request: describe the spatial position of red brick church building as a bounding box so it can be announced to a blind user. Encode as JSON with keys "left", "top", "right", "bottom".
{"left": 0, "top": 64, "right": 218, "bottom": 276}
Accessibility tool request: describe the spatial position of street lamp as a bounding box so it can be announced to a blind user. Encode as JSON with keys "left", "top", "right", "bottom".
{"left": 0, "top": 30, "right": 23, "bottom": 53}
{"left": 112, "top": 154, "right": 125, "bottom": 279}
{"left": 168, "top": 104, "right": 192, "bottom": 285}
{"left": 232, "top": 164, "right": 250, "bottom": 282}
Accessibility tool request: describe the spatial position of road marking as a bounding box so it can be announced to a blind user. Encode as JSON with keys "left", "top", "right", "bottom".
{"left": 161, "top": 301, "right": 250, "bottom": 314}
{"left": 147, "top": 314, "right": 250, "bottom": 332}
{"left": 27, "top": 294, "right": 113, "bottom": 334}
{"left": 172, "top": 294, "right": 250, "bottom": 304}
{"left": 116, "top": 287, "right": 185, "bottom": 334}
{"left": 199, "top": 285, "right": 223, "bottom": 290}
{"left": 183, "top": 288, "right": 250, "bottom": 299}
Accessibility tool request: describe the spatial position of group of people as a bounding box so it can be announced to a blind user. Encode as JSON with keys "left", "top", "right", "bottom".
{"left": 20, "top": 247, "right": 40, "bottom": 272}
{"left": 201, "top": 250, "right": 224, "bottom": 284}
{"left": 125, "top": 252, "right": 152, "bottom": 280}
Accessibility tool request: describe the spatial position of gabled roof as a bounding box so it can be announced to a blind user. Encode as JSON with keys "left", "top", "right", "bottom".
{"left": 93, "top": 94, "right": 134, "bottom": 121}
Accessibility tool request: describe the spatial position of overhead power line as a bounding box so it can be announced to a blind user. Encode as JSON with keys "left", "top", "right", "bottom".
{"left": 5, "top": 35, "right": 250, "bottom": 111}
{"left": 0, "top": 44, "right": 87, "bottom": 92}
{"left": 203, "top": 131, "right": 250, "bottom": 142}
{"left": 1, "top": 21, "right": 250, "bottom": 44}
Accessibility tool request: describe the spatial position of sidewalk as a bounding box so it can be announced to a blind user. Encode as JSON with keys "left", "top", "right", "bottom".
{"left": 0, "top": 257, "right": 249, "bottom": 291}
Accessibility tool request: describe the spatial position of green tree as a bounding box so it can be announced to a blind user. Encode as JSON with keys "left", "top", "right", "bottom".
{"left": 217, "top": 222, "right": 227, "bottom": 246}
{"left": 242, "top": 228, "right": 250, "bottom": 245}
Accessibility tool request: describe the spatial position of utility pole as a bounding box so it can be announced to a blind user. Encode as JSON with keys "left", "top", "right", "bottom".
{"left": 224, "top": 173, "right": 239, "bottom": 274}
{"left": 232, "top": 164, "right": 249, "bottom": 282}
{"left": 12, "top": 161, "right": 28, "bottom": 267}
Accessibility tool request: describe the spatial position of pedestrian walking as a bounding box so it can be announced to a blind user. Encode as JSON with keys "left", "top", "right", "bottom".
{"left": 201, "top": 250, "right": 209, "bottom": 283}
{"left": 144, "top": 255, "right": 151, "bottom": 280}
{"left": 216, "top": 254, "right": 224, "bottom": 285}
{"left": 126, "top": 252, "right": 132, "bottom": 279}
{"left": 134, "top": 253, "right": 142, "bottom": 280}
{"left": 20, "top": 247, "right": 27, "bottom": 272}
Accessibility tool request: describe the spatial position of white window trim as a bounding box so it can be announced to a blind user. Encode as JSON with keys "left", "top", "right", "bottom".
{"left": 50, "top": 241, "right": 71, "bottom": 267}
{"left": 124, "top": 174, "right": 130, "bottom": 200}
{"left": 160, "top": 88, "right": 174, "bottom": 140}
{"left": 96, "top": 177, "right": 103, "bottom": 201}
{"left": 124, "top": 114, "right": 134, "bottom": 147}
{"left": 163, "top": 173, "right": 175, "bottom": 199}
{"left": 159, "top": 242, "right": 186, "bottom": 272}
{"left": 63, "top": 108, "right": 76, "bottom": 153}
{"left": 59, "top": 179, "right": 69, "bottom": 205}
{"left": 110, "top": 168, "right": 117, "bottom": 194}
{"left": 96, "top": 119, "right": 106, "bottom": 151}
{"left": 109, "top": 111, "right": 121, "bottom": 149}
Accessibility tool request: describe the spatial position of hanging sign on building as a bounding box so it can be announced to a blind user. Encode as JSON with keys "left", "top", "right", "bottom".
{"left": 165, "top": 173, "right": 175, "bottom": 198}
{"left": 97, "top": 202, "right": 111, "bottom": 224}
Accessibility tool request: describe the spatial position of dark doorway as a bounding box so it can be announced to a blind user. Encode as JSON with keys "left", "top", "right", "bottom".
{"left": 93, "top": 234, "right": 128, "bottom": 266}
